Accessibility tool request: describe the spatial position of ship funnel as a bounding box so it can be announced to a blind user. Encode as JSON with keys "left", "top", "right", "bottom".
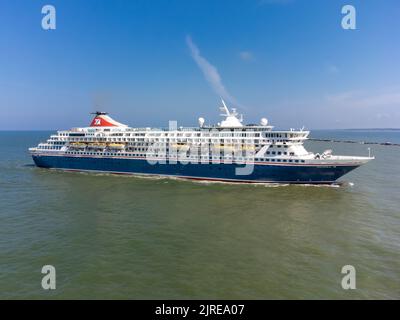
{"left": 89, "top": 112, "right": 128, "bottom": 127}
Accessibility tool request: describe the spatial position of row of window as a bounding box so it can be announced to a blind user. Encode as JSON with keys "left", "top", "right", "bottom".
{"left": 39, "top": 146, "right": 301, "bottom": 160}
{"left": 39, "top": 146, "right": 62, "bottom": 150}
{"left": 265, "top": 133, "right": 306, "bottom": 138}
{"left": 266, "top": 151, "right": 295, "bottom": 156}
{"left": 258, "top": 158, "right": 305, "bottom": 163}
{"left": 60, "top": 131, "right": 264, "bottom": 138}
{"left": 62, "top": 151, "right": 306, "bottom": 163}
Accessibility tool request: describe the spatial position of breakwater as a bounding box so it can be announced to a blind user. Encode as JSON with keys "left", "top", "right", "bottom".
{"left": 309, "top": 138, "right": 400, "bottom": 146}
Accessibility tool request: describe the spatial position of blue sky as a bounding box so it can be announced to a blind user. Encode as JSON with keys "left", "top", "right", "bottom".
{"left": 0, "top": 0, "right": 399, "bottom": 129}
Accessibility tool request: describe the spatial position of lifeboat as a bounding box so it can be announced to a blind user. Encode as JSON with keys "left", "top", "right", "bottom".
{"left": 88, "top": 142, "right": 107, "bottom": 149}
{"left": 212, "top": 144, "right": 255, "bottom": 151}
{"left": 69, "top": 142, "right": 86, "bottom": 149}
{"left": 170, "top": 143, "right": 189, "bottom": 151}
{"left": 108, "top": 143, "right": 125, "bottom": 150}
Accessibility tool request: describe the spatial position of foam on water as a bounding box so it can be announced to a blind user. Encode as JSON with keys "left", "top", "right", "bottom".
{"left": 47, "top": 168, "right": 344, "bottom": 187}
{"left": 42, "top": 167, "right": 351, "bottom": 188}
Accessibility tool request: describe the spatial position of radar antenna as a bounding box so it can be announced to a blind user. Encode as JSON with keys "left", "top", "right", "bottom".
{"left": 91, "top": 111, "right": 108, "bottom": 116}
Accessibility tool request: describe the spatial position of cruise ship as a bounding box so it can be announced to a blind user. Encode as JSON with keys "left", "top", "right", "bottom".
{"left": 29, "top": 100, "right": 373, "bottom": 184}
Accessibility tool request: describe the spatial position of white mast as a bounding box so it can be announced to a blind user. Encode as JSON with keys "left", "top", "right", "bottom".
{"left": 220, "top": 99, "right": 231, "bottom": 117}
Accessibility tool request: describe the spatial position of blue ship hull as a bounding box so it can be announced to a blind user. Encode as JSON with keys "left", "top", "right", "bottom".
{"left": 32, "top": 154, "right": 359, "bottom": 184}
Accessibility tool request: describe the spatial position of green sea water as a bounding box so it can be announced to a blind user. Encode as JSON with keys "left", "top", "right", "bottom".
{"left": 0, "top": 131, "right": 399, "bottom": 299}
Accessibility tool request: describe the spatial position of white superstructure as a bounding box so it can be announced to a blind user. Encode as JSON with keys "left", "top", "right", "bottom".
{"left": 29, "top": 100, "right": 373, "bottom": 168}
